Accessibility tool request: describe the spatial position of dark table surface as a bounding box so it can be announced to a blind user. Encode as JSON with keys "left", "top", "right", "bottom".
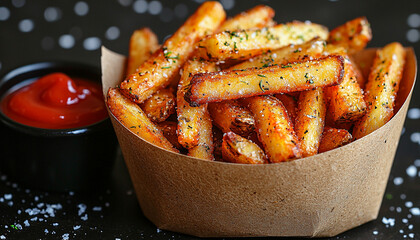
{"left": 1, "top": 0, "right": 419, "bottom": 239}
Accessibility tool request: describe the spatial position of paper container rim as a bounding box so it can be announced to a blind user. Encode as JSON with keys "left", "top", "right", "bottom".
{"left": 102, "top": 46, "right": 417, "bottom": 167}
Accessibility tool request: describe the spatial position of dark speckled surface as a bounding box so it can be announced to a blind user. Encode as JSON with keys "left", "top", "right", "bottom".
{"left": 0, "top": 0, "right": 419, "bottom": 239}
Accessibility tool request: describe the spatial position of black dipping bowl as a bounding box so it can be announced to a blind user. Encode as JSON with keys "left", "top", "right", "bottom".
{"left": 0, "top": 62, "right": 118, "bottom": 192}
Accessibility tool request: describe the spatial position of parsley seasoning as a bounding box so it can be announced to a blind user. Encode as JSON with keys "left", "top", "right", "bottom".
{"left": 259, "top": 80, "right": 270, "bottom": 92}
{"left": 257, "top": 74, "right": 267, "bottom": 78}
{"left": 281, "top": 64, "right": 292, "bottom": 68}
{"left": 161, "top": 66, "right": 171, "bottom": 69}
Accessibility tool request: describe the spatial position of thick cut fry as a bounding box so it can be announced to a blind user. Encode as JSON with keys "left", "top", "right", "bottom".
{"left": 222, "top": 132, "right": 267, "bottom": 164}
{"left": 328, "top": 17, "right": 372, "bottom": 55}
{"left": 212, "top": 127, "right": 224, "bottom": 161}
{"left": 157, "top": 121, "right": 183, "bottom": 150}
{"left": 120, "top": 1, "right": 225, "bottom": 103}
{"left": 196, "top": 21, "right": 329, "bottom": 61}
{"left": 188, "top": 111, "right": 214, "bottom": 160}
{"left": 177, "top": 60, "right": 217, "bottom": 149}
{"left": 208, "top": 100, "right": 255, "bottom": 136}
{"left": 140, "top": 88, "right": 175, "bottom": 123}
{"left": 230, "top": 38, "right": 325, "bottom": 70}
{"left": 324, "top": 45, "right": 366, "bottom": 123}
{"left": 294, "top": 88, "right": 327, "bottom": 157}
{"left": 275, "top": 93, "right": 299, "bottom": 125}
{"left": 318, "top": 127, "right": 352, "bottom": 153}
{"left": 185, "top": 55, "right": 345, "bottom": 106}
{"left": 353, "top": 42, "right": 406, "bottom": 139}
{"left": 126, "top": 28, "right": 159, "bottom": 76}
{"left": 106, "top": 88, "right": 178, "bottom": 153}
{"left": 242, "top": 96, "right": 301, "bottom": 162}
{"left": 349, "top": 55, "right": 366, "bottom": 88}
{"left": 217, "top": 5, "right": 275, "bottom": 32}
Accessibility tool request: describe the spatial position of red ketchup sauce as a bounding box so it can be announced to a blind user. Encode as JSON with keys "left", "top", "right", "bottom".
{"left": 1, "top": 73, "right": 108, "bottom": 129}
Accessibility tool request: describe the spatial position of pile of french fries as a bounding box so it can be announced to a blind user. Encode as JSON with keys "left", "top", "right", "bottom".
{"left": 107, "top": 2, "right": 406, "bottom": 164}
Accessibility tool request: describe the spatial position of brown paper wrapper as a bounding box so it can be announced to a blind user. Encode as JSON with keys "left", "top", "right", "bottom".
{"left": 101, "top": 46, "right": 417, "bottom": 237}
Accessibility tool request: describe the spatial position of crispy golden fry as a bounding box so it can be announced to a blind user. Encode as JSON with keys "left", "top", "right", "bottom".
{"left": 324, "top": 45, "right": 366, "bottom": 123}
{"left": 212, "top": 127, "right": 224, "bottom": 161}
{"left": 140, "top": 88, "right": 175, "bottom": 123}
{"left": 188, "top": 111, "right": 214, "bottom": 160}
{"left": 208, "top": 100, "right": 255, "bottom": 136}
{"left": 196, "top": 21, "right": 329, "bottom": 61}
{"left": 107, "top": 88, "right": 178, "bottom": 153}
{"left": 294, "top": 88, "right": 327, "bottom": 157}
{"left": 185, "top": 55, "right": 345, "bottom": 106}
{"left": 229, "top": 37, "right": 325, "bottom": 70}
{"left": 177, "top": 60, "right": 217, "bottom": 149}
{"left": 157, "top": 121, "right": 183, "bottom": 150}
{"left": 349, "top": 55, "right": 366, "bottom": 88}
{"left": 328, "top": 17, "right": 372, "bottom": 55}
{"left": 217, "top": 5, "right": 275, "bottom": 32}
{"left": 126, "top": 28, "right": 159, "bottom": 76}
{"left": 318, "top": 127, "right": 352, "bottom": 153}
{"left": 242, "top": 96, "right": 301, "bottom": 162}
{"left": 222, "top": 132, "right": 268, "bottom": 164}
{"left": 275, "top": 93, "right": 298, "bottom": 125}
{"left": 120, "top": 1, "right": 225, "bottom": 103}
{"left": 353, "top": 42, "right": 406, "bottom": 139}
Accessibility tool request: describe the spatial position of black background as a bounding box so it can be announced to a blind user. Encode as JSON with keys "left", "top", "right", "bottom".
{"left": 0, "top": 0, "right": 419, "bottom": 239}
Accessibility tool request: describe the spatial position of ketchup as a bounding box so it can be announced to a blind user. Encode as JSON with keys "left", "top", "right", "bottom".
{"left": 1, "top": 73, "right": 108, "bottom": 129}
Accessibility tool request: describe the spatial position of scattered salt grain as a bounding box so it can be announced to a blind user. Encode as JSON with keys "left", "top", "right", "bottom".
{"left": 105, "top": 202, "right": 110, "bottom": 207}
{"left": 31, "top": 217, "right": 38, "bottom": 221}
{"left": 69, "top": 191, "right": 74, "bottom": 196}
{"left": 92, "top": 206, "right": 102, "bottom": 211}
{"left": 24, "top": 220, "right": 30, "bottom": 227}
{"left": 406, "top": 165, "right": 417, "bottom": 177}
{"left": 62, "top": 233, "right": 69, "bottom": 240}
{"left": 17, "top": 210, "right": 21, "bottom": 214}
{"left": 408, "top": 224, "right": 413, "bottom": 230}
{"left": 4, "top": 194, "right": 12, "bottom": 200}
{"left": 78, "top": 203, "right": 87, "bottom": 216}
{"left": 34, "top": 196, "right": 39, "bottom": 202}
{"left": 394, "top": 177, "right": 404, "bottom": 185}
{"left": 157, "top": 228, "right": 161, "bottom": 233}
{"left": 44, "top": 229, "right": 48, "bottom": 234}
{"left": 81, "top": 214, "right": 88, "bottom": 221}
{"left": 402, "top": 218, "right": 409, "bottom": 223}
{"left": 401, "top": 194, "right": 407, "bottom": 200}
{"left": 414, "top": 159, "right": 420, "bottom": 167}
{"left": 0, "top": 198, "right": 3, "bottom": 202}
{"left": 0, "top": 235, "right": 5, "bottom": 239}
{"left": 397, "top": 207, "right": 402, "bottom": 212}
{"left": 15, "top": 224, "right": 22, "bottom": 230}
{"left": 405, "top": 201, "right": 413, "bottom": 208}
{"left": 400, "top": 229, "right": 404, "bottom": 233}
{"left": 409, "top": 233, "right": 415, "bottom": 238}
{"left": 382, "top": 217, "right": 395, "bottom": 227}
{"left": 7, "top": 201, "right": 13, "bottom": 206}
{"left": 73, "top": 225, "right": 81, "bottom": 230}
{"left": 53, "top": 223, "right": 59, "bottom": 226}
{"left": 409, "top": 207, "right": 420, "bottom": 215}
{"left": 372, "top": 230, "right": 378, "bottom": 235}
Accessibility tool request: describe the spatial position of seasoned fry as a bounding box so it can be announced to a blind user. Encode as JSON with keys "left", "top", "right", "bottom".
{"left": 229, "top": 37, "right": 325, "bottom": 70}
{"left": 140, "top": 88, "right": 175, "bottom": 123}
{"left": 120, "top": 1, "right": 225, "bottom": 103}
{"left": 328, "top": 17, "right": 372, "bottom": 55}
{"left": 222, "top": 132, "right": 267, "bottom": 164}
{"left": 106, "top": 88, "right": 178, "bottom": 153}
{"left": 353, "top": 42, "right": 406, "bottom": 139}
{"left": 242, "top": 96, "right": 301, "bottom": 162}
{"left": 349, "top": 55, "right": 366, "bottom": 88}
{"left": 157, "top": 121, "right": 184, "bottom": 150}
{"left": 318, "top": 127, "right": 352, "bottom": 153}
{"left": 196, "top": 21, "right": 329, "bottom": 61}
{"left": 275, "top": 93, "right": 299, "bottom": 124}
{"left": 294, "top": 88, "right": 327, "bottom": 157}
{"left": 208, "top": 100, "right": 255, "bottom": 137}
{"left": 177, "top": 60, "right": 217, "bottom": 149}
{"left": 126, "top": 28, "right": 159, "bottom": 76}
{"left": 324, "top": 45, "right": 366, "bottom": 123}
{"left": 188, "top": 111, "right": 214, "bottom": 160}
{"left": 212, "top": 127, "right": 224, "bottom": 161}
{"left": 185, "top": 55, "right": 345, "bottom": 106}
{"left": 217, "top": 5, "right": 275, "bottom": 32}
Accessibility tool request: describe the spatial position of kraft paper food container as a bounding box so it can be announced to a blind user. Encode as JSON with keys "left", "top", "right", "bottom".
{"left": 101, "top": 46, "right": 417, "bottom": 237}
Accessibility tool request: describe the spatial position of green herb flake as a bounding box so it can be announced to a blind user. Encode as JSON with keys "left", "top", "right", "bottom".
{"left": 257, "top": 74, "right": 267, "bottom": 78}
{"left": 161, "top": 66, "right": 171, "bottom": 69}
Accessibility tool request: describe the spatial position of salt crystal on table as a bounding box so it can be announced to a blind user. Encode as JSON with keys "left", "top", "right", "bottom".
{"left": 17, "top": 210, "right": 21, "bottom": 214}
{"left": 0, "top": 235, "right": 5, "bottom": 239}
{"left": 414, "top": 159, "right": 420, "bottom": 167}
{"left": 409, "top": 224, "right": 413, "bottom": 230}
{"left": 4, "top": 194, "right": 12, "bottom": 200}
{"left": 92, "top": 206, "right": 102, "bottom": 211}
{"left": 410, "top": 208, "right": 420, "bottom": 215}
{"left": 0, "top": 198, "right": 3, "bottom": 202}
{"left": 53, "top": 223, "right": 59, "bottom": 226}
{"left": 401, "top": 194, "right": 407, "bottom": 199}
{"left": 402, "top": 218, "right": 408, "bottom": 223}
{"left": 24, "top": 220, "right": 30, "bottom": 227}
{"left": 400, "top": 229, "right": 404, "bottom": 233}
{"left": 405, "top": 202, "right": 413, "bottom": 208}
{"left": 81, "top": 214, "right": 88, "bottom": 221}
{"left": 406, "top": 165, "right": 417, "bottom": 177}
{"left": 73, "top": 225, "right": 81, "bottom": 230}
{"left": 62, "top": 233, "right": 69, "bottom": 240}
{"left": 34, "top": 196, "right": 39, "bottom": 201}
{"left": 409, "top": 233, "right": 415, "bottom": 238}
{"left": 7, "top": 201, "right": 13, "bottom": 206}
{"left": 44, "top": 229, "right": 48, "bottom": 234}
{"left": 397, "top": 207, "right": 402, "bottom": 212}
{"left": 372, "top": 230, "right": 378, "bottom": 235}
{"left": 394, "top": 177, "right": 404, "bottom": 185}
{"left": 382, "top": 217, "right": 395, "bottom": 227}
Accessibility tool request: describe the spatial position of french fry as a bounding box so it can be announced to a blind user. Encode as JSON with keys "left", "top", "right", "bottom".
{"left": 140, "top": 88, "right": 176, "bottom": 123}
{"left": 185, "top": 55, "right": 345, "bottom": 106}
{"left": 229, "top": 37, "right": 325, "bottom": 70}
{"left": 188, "top": 111, "right": 214, "bottom": 160}
{"left": 294, "top": 88, "right": 327, "bottom": 157}
{"left": 275, "top": 93, "right": 299, "bottom": 125}
{"left": 324, "top": 45, "right": 366, "bottom": 123}
{"left": 241, "top": 96, "right": 301, "bottom": 162}
{"left": 222, "top": 132, "right": 268, "bottom": 164}
{"left": 106, "top": 88, "right": 178, "bottom": 153}
{"left": 177, "top": 60, "right": 217, "bottom": 149}
{"left": 196, "top": 21, "right": 329, "bottom": 61}
{"left": 126, "top": 28, "right": 159, "bottom": 76}
{"left": 157, "top": 121, "right": 184, "bottom": 150}
{"left": 217, "top": 5, "right": 275, "bottom": 32}
{"left": 212, "top": 127, "right": 224, "bottom": 161}
{"left": 120, "top": 1, "right": 226, "bottom": 104}
{"left": 349, "top": 55, "right": 366, "bottom": 88}
{"left": 318, "top": 127, "right": 352, "bottom": 153}
{"left": 353, "top": 42, "right": 406, "bottom": 139}
{"left": 208, "top": 100, "right": 255, "bottom": 137}
{"left": 328, "top": 17, "right": 372, "bottom": 55}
